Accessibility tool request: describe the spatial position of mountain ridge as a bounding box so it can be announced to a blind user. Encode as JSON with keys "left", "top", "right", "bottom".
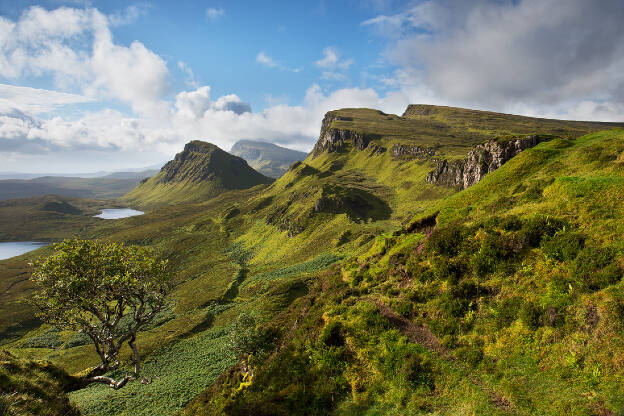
{"left": 230, "top": 139, "right": 308, "bottom": 178}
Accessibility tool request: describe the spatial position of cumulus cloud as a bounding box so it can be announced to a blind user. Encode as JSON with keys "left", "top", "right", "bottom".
{"left": 365, "top": 0, "right": 624, "bottom": 120}
{"left": 0, "top": 6, "right": 169, "bottom": 116}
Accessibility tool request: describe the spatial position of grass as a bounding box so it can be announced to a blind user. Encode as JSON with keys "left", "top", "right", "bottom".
{"left": 1, "top": 105, "right": 624, "bottom": 415}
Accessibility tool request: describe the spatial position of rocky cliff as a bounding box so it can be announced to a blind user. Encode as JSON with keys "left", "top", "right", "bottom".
{"left": 426, "top": 135, "right": 553, "bottom": 189}
{"left": 311, "top": 113, "right": 373, "bottom": 157}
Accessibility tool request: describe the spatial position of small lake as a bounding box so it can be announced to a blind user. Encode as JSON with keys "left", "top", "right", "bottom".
{"left": 94, "top": 208, "right": 144, "bottom": 220}
{"left": 0, "top": 242, "right": 48, "bottom": 260}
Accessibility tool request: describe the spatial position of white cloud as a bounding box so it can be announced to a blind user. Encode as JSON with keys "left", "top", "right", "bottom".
{"left": 205, "top": 7, "right": 225, "bottom": 20}
{"left": 0, "top": 6, "right": 169, "bottom": 116}
{"left": 0, "top": 84, "right": 93, "bottom": 114}
{"left": 315, "top": 47, "right": 353, "bottom": 70}
{"left": 364, "top": 0, "right": 624, "bottom": 120}
{"left": 256, "top": 51, "right": 277, "bottom": 68}
{"left": 178, "top": 61, "right": 198, "bottom": 88}
{"left": 256, "top": 51, "right": 301, "bottom": 72}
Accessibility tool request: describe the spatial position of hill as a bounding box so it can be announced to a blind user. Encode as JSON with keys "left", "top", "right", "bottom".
{"left": 230, "top": 140, "right": 308, "bottom": 178}
{"left": 0, "top": 170, "right": 157, "bottom": 201}
{"left": 123, "top": 141, "right": 273, "bottom": 207}
{"left": 2, "top": 105, "right": 624, "bottom": 415}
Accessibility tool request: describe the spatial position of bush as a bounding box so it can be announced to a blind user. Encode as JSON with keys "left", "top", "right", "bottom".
{"left": 496, "top": 296, "right": 523, "bottom": 328}
{"left": 400, "top": 354, "right": 434, "bottom": 389}
{"left": 520, "top": 216, "right": 567, "bottom": 247}
{"left": 519, "top": 301, "right": 543, "bottom": 330}
{"left": 541, "top": 231, "right": 585, "bottom": 262}
{"left": 572, "top": 246, "right": 622, "bottom": 292}
{"left": 425, "top": 222, "right": 468, "bottom": 256}
{"left": 319, "top": 321, "right": 345, "bottom": 347}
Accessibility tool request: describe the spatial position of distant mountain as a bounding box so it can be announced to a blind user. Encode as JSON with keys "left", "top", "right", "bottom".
{"left": 230, "top": 139, "right": 308, "bottom": 178}
{"left": 0, "top": 170, "right": 158, "bottom": 201}
{"left": 124, "top": 140, "right": 273, "bottom": 206}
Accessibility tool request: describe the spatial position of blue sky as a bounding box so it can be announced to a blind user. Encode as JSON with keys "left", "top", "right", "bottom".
{"left": 1, "top": 0, "right": 623, "bottom": 173}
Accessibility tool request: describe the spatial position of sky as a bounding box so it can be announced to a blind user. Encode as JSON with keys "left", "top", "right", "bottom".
{"left": 1, "top": 0, "right": 624, "bottom": 173}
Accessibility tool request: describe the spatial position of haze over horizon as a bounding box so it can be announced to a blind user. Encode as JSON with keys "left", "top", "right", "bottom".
{"left": 1, "top": 0, "right": 623, "bottom": 173}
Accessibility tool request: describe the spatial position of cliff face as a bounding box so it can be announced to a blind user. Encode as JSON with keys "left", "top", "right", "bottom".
{"left": 311, "top": 113, "right": 371, "bottom": 157}
{"left": 427, "top": 135, "right": 552, "bottom": 189}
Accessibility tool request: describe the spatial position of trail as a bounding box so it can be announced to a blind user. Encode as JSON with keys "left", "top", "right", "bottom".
{"left": 370, "top": 297, "right": 521, "bottom": 415}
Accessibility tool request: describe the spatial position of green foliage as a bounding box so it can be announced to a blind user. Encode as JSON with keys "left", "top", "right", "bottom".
{"left": 319, "top": 321, "right": 345, "bottom": 347}
{"left": 20, "top": 327, "right": 63, "bottom": 349}
{"left": 572, "top": 246, "right": 622, "bottom": 292}
{"left": 541, "top": 230, "right": 585, "bottom": 261}
{"left": 31, "top": 239, "right": 171, "bottom": 379}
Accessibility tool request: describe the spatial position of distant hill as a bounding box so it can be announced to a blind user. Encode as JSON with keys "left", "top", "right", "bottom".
{"left": 0, "top": 170, "right": 157, "bottom": 201}
{"left": 230, "top": 139, "right": 308, "bottom": 178}
{"left": 124, "top": 140, "right": 273, "bottom": 207}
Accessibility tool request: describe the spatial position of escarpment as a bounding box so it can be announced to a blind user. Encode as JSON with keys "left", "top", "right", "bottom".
{"left": 426, "top": 135, "right": 553, "bottom": 189}
{"left": 312, "top": 113, "right": 374, "bottom": 157}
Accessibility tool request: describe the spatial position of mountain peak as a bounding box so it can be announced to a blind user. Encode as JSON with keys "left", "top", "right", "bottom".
{"left": 230, "top": 139, "right": 307, "bottom": 178}
{"left": 124, "top": 140, "right": 272, "bottom": 206}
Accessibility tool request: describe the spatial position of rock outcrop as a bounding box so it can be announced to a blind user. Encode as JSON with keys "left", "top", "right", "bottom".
{"left": 426, "top": 135, "right": 553, "bottom": 189}
{"left": 390, "top": 144, "right": 437, "bottom": 160}
{"left": 312, "top": 113, "right": 372, "bottom": 157}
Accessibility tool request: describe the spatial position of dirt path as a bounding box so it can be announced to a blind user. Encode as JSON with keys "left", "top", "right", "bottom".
{"left": 371, "top": 297, "right": 520, "bottom": 415}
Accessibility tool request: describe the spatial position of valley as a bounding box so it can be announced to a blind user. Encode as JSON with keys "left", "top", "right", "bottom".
{"left": 2, "top": 105, "right": 624, "bottom": 415}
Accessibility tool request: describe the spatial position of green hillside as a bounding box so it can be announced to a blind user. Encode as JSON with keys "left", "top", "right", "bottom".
{"left": 230, "top": 140, "right": 308, "bottom": 178}
{"left": 124, "top": 141, "right": 273, "bottom": 207}
{"left": 1, "top": 105, "right": 624, "bottom": 415}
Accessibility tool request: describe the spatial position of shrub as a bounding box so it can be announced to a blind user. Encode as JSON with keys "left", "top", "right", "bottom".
{"left": 520, "top": 216, "right": 567, "bottom": 247}
{"left": 319, "top": 321, "right": 345, "bottom": 347}
{"left": 425, "top": 222, "right": 467, "bottom": 256}
{"left": 400, "top": 354, "right": 434, "bottom": 389}
{"left": 519, "top": 301, "right": 543, "bottom": 330}
{"left": 541, "top": 231, "right": 585, "bottom": 262}
{"left": 496, "top": 296, "right": 523, "bottom": 329}
{"left": 572, "top": 246, "right": 622, "bottom": 292}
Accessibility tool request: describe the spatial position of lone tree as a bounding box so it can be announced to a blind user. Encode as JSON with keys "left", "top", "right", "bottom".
{"left": 31, "top": 239, "right": 170, "bottom": 389}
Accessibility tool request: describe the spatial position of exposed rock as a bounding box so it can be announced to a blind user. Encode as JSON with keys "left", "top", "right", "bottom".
{"left": 390, "top": 144, "right": 437, "bottom": 160}
{"left": 426, "top": 135, "right": 553, "bottom": 189}
{"left": 312, "top": 113, "right": 372, "bottom": 157}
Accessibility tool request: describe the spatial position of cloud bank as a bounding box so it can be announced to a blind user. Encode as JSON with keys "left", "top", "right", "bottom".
{"left": 1, "top": 1, "right": 624, "bottom": 172}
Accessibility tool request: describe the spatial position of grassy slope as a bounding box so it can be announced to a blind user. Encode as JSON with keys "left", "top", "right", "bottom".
{"left": 189, "top": 128, "right": 624, "bottom": 415}
{"left": 2, "top": 106, "right": 623, "bottom": 415}
{"left": 0, "top": 350, "right": 80, "bottom": 415}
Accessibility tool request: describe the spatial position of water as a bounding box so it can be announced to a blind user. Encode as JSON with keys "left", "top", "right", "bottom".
{"left": 0, "top": 242, "right": 48, "bottom": 260}
{"left": 94, "top": 208, "right": 144, "bottom": 219}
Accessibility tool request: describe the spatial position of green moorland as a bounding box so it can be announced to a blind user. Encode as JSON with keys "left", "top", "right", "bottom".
{"left": 186, "top": 128, "right": 624, "bottom": 415}
{"left": 1, "top": 105, "right": 624, "bottom": 415}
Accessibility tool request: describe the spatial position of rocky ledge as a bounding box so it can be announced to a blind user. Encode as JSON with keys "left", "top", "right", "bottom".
{"left": 312, "top": 113, "right": 371, "bottom": 157}
{"left": 426, "top": 135, "right": 553, "bottom": 189}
